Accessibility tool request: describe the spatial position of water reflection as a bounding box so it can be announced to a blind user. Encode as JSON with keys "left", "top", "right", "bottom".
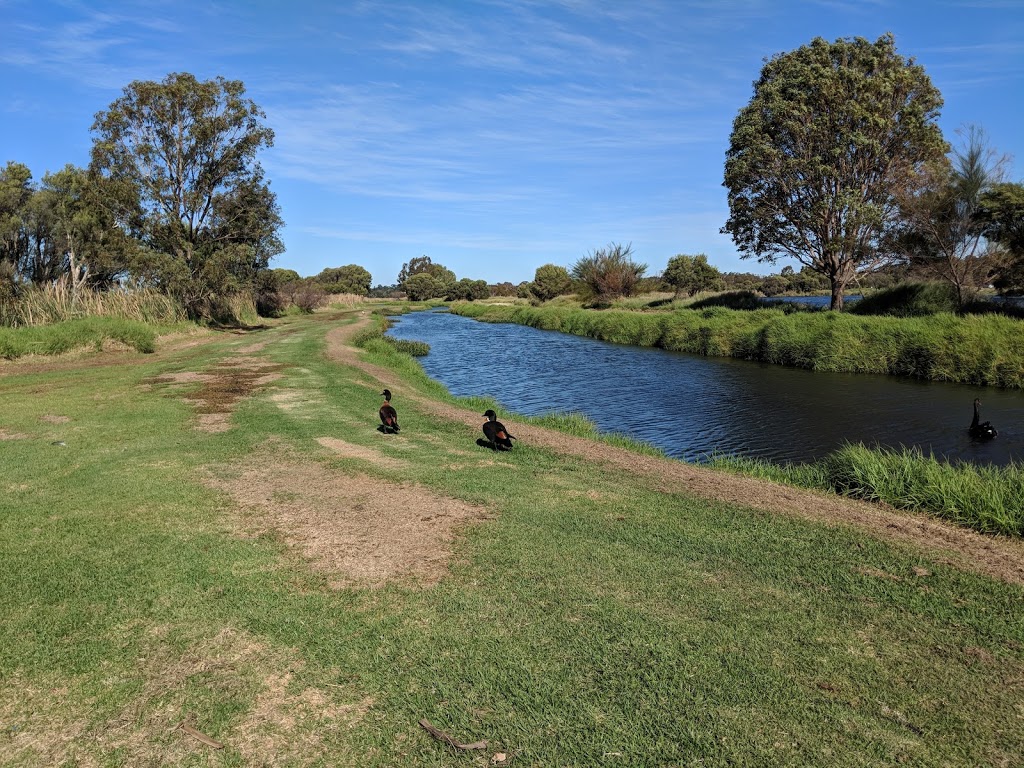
{"left": 386, "top": 310, "right": 1024, "bottom": 466}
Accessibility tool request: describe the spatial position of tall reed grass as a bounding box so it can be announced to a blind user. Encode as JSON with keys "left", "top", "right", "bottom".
{"left": 712, "top": 444, "right": 1024, "bottom": 536}
{"left": 451, "top": 303, "right": 1024, "bottom": 388}
{"left": 1, "top": 283, "right": 186, "bottom": 327}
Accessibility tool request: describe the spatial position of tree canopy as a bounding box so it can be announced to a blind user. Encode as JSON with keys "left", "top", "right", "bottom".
{"left": 722, "top": 34, "right": 947, "bottom": 310}
{"left": 531, "top": 263, "right": 573, "bottom": 301}
{"left": 662, "top": 253, "right": 723, "bottom": 297}
{"left": 316, "top": 264, "right": 372, "bottom": 295}
{"left": 90, "top": 72, "right": 281, "bottom": 319}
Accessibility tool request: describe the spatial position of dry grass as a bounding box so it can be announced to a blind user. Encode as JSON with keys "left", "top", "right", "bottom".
{"left": 210, "top": 448, "right": 490, "bottom": 588}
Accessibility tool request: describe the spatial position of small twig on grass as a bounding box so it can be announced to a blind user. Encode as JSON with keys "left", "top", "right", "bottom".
{"left": 418, "top": 718, "right": 487, "bottom": 750}
{"left": 172, "top": 719, "right": 225, "bottom": 749}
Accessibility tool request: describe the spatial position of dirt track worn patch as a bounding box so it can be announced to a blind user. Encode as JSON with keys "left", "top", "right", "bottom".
{"left": 147, "top": 358, "right": 284, "bottom": 433}
{"left": 212, "top": 453, "right": 489, "bottom": 588}
{"left": 325, "top": 314, "right": 1024, "bottom": 586}
{"left": 316, "top": 436, "right": 409, "bottom": 470}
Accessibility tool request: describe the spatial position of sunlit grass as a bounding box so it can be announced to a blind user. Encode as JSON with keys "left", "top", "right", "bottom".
{"left": 2, "top": 308, "right": 1022, "bottom": 765}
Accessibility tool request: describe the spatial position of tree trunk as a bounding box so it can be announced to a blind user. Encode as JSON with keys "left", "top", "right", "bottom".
{"left": 829, "top": 277, "right": 845, "bottom": 311}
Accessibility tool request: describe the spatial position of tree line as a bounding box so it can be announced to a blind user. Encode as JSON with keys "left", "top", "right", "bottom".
{"left": 2, "top": 73, "right": 282, "bottom": 323}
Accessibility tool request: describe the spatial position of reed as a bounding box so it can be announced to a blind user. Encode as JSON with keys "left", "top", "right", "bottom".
{"left": 711, "top": 445, "right": 1024, "bottom": 536}
{"left": 1, "top": 283, "right": 186, "bottom": 327}
{"left": 451, "top": 303, "right": 1024, "bottom": 388}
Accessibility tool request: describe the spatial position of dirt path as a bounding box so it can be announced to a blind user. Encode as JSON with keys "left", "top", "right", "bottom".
{"left": 328, "top": 312, "right": 1024, "bottom": 586}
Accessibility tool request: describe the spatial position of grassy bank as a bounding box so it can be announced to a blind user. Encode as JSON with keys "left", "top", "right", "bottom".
{"left": 712, "top": 444, "right": 1024, "bottom": 536}
{"left": 451, "top": 302, "right": 1024, "bottom": 388}
{"left": 0, "top": 316, "right": 180, "bottom": 359}
{"left": 1, "top": 308, "right": 1022, "bottom": 766}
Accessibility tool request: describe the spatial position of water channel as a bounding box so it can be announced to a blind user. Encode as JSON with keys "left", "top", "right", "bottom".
{"left": 386, "top": 309, "right": 1024, "bottom": 466}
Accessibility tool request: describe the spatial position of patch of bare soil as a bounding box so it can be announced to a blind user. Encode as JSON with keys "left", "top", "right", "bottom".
{"left": 325, "top": 313, "right": 1024, "bottom": 586}
{"left": 0, "top": 428, "right": 28, "bottom": 440}
{"left": 316, "top": 436, "right": 409, "bottom": 469}
{"left": 146, "top": 357, "right": 284, "bottom": 433}
{"left": 211, "top": 449, "right": 489, "bottom": 588}
{"left": 0, "top": 626, "right": 369, "bottom": 766}
{"left": 39, "top": 414, "right": 71, "bottom": 424}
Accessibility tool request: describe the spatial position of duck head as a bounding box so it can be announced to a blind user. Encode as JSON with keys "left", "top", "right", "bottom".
{"left": 381, "top": 389, "right": 392, "bottom": 401}
{"left": 482, "top": 409, "right": 497, "bottom": 421}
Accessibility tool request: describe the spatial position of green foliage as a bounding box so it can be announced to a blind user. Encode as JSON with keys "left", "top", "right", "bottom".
{"left": 570, "top": 242, "right": 647, "bottom": 302}
{"left": 714, "top": 445, "right": 1024, "bottom": 536}
{"left": 452, "top": 301, "right": 1024, "bottom": 388}
{"left": 315, "top": 264, "right": 372, "bottom": 295}
{"left": 979, "top": 182, "right": 1024, "bottom": 293}
{"left": 445, "top": 277, "right": 490, "bottom": 301}
{"left": 895, "top": 126, "right": 1007, "bottom": 307}
{"left": 90, "top": 72, "right": 281, "bottom": 320}
{"left": 0, "top": 316, "right": 159, "bottom": 358}
{"left": 403, "top": 272, "right": 446, "bottom": 301}
{"left": 852, "top": 281, "right": 960, "bottom": 317}
{"left": 723, "top": 34, "right": 947, "bottom": 310}
{"left": 531, "top": 263, "right": 573, "bottom": 301}
{"left": 662, "top": 253, "right": 724, "bottom": 297}
{"left": 397, "top": 255, "right": 456, "bottom": 293}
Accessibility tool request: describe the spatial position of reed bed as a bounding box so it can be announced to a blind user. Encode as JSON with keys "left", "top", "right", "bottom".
{"left": 451, "top": 303, "right": 1024, "bottom": 388}
{"left": 1, "top": 283, "right": 186, "bottom": 328}
{"left": 712, "top": 445, "right": 1024, "bottom": 536}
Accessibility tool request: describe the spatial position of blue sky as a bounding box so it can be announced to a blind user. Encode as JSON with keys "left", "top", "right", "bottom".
{"left": 3, "top": 1, "right": 1023, "bottom": 286}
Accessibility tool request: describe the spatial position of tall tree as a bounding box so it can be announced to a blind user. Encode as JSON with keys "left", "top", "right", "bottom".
{"left": 397, "top": 255, "right": 455, "bottom": 292}
{"left": 722, "top": 34, "right": 947, "bottom": 310}
{"left": 895, "top": 126, "right": 1008, "bottom": 307}
{"left": 316, "top": 264, "right": 372, "bottom": 295}
{"left": 662, "top": 253, "right": 723, "bottom": 297}
{"left": 978, "top": 182, "right": 1024, "bottom": 293}
{"left": 0, "top": 162, "right": 33, "bottom": 279}
{"left": 90, "top": 72, "right": 279, "bottom": 318}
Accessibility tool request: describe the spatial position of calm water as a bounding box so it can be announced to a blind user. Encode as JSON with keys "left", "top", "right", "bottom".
{"left": 387, "top": 310, "right": 1024, "bottom": 466}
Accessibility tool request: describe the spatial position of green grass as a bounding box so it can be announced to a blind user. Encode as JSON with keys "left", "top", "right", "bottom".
{"left": 712, "top": 444, "right": 1024, "bottom": 536}
{"left": 0, "top": 316, "right": 189, "bottom": 359}
{"left": 450, "top": 302, "right": 1024, "bottom": 388}
{"left": 1, "top": 309, "right": 1022, "bottom": 766}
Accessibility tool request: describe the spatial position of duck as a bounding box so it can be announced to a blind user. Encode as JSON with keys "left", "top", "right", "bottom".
{"left": 968, "top": 398, "right": 997, "bottom": 439}
{"left": 481, "top": 409, "right": 515, "bottom": 450}
{"left": 379, "top": 389, "right": 400, "bottom": 434}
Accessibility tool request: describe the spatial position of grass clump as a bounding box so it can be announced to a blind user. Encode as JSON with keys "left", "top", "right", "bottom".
{"left": 0, "top": 317, "right": 161, "bottom": 359}
{"left": 712, "top": 444, "right": 1024, "bottom": 536}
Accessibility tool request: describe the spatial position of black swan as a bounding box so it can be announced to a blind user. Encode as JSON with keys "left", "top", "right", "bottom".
{"left": 481, "top": 409, "right": 515, "bottom": 450}
{"left": 379, "top": 389, "right": 400, "bottom": 434}
{"left": 968, "top": 398, "right": 997, "bottom": 439}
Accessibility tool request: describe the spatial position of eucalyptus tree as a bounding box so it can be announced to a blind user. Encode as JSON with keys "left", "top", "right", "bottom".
{"left": 895, "top": 126, "right": 1008, "bottom": 307}
{"left": 90, "top": 72, "right": 280, "bottom": 319}
{"left": 979, "top": 182, "right": 1024, "bottom": 293}
{"left": 316, "top": 264, "right": 372, "bottom": 295}
{"left": 722, "top": 34, "right": 947, "bottom": 310}
{"left": 0, "top": 162, "right": 33, "bottom": 278}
